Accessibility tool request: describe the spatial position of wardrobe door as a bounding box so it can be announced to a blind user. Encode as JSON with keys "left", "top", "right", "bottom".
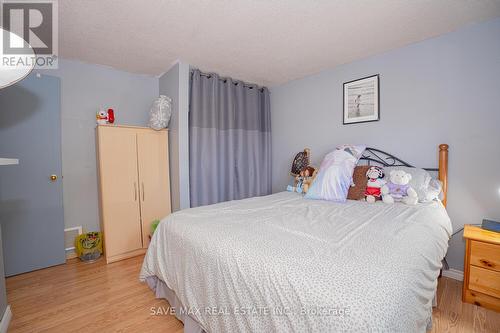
{"left": 137, "top": 130, "right": 171, "bottom": 247}
{"left": 97, "top": 126, "right": 143, "bottom": 260}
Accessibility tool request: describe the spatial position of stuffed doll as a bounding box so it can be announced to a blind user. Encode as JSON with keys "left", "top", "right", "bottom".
{"left": 364, "top": 166, "right": 386, "bottom": 203}
{"left": 287, "top": 148, "right": 315, "bottom": 193}
{"left": 96, "top": 110, "right": 108, "bottom": 125}
{"left": 287, "top": 166, "right": 317, "bottom": 194}
{"left": 287, "top": 173, "right": 305, "bottom": 193}
{"left": 381, "top": 170, "right": 418, "bottom": 205}
{"left": 301, "top": 166, "right": 317, "bottom": 194}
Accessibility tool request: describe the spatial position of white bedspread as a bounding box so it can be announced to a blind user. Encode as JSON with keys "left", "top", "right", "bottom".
{"left": 140, "top": 192, "right": 452, "bottom": 332}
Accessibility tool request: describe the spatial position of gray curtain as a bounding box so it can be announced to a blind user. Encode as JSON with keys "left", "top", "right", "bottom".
{"left": 189, "top": 69, "right": 271, "bottom": 207}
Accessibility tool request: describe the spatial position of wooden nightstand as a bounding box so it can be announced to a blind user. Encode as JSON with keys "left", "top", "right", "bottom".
{"left": 463, "top": 225, "right": 500, "bottom": 312}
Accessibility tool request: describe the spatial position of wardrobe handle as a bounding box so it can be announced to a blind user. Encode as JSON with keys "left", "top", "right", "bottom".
{"left": 134, "top": 182, "right": 137, "bottom": 201}
{"left": 141, "top": 183, "right": 145, "bottom": 201}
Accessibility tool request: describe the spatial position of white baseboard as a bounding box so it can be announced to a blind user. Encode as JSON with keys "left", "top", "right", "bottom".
{"left": 65, "top": 249, "right": 78, "bottom": 260}
{"left": 0, "top": 305, "right": 12, "bottom": 333}
{"left": 442, "top": 268, "right": 464, "bottom": 281}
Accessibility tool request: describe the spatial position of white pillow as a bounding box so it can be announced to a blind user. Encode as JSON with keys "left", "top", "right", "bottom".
{"left": 425, "top": 178, "right": 443, "bottom": 202}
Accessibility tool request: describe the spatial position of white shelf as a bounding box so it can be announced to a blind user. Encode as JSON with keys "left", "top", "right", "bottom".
{"left": 0, "top": 158, "right": 19, "bottom": 166}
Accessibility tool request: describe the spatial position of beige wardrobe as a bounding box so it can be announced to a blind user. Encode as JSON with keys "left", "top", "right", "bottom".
{"left": 96, "top": 125, "right": 171, "bottom": 263}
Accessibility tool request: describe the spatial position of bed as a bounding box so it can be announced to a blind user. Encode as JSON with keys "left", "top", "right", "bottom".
{"left": 140, "top": 144, "right": 452, "bottom": 333}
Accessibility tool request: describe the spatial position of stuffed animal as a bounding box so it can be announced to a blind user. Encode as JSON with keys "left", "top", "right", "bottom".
{"left": 381, "top": 170, "right": 418, "bottom": 205}
{"left": 301, "top": 166, "right": 317, "bottom": 194}
{"left": 96, "top": 110, "right": 108, "bottom": 125}
{"left": 287, "top": 148, "right": 316, "bottom": 193}
{"left": 287, "top": 165, "right": 317, "bottom": 194}
{"left": 287, "top": 166, "right": 317, "bottom": 194}
{"left": 364, "top": 166, "right": 386, "bottom": 203}
{"left": 96, "top": 109, "right": 115, "bottom": 125}
{"left": 287, "top": 173, "right": 305, "bottom": 193}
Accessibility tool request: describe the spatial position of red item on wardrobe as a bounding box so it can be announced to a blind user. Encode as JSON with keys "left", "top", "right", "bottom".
{"left": 107, "top": 109, "right": 115, "bottom": 124}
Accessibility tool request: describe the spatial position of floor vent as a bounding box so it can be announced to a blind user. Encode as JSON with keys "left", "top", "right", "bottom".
{"left": 64, "top": 226, "right": 83, "bottom": 259}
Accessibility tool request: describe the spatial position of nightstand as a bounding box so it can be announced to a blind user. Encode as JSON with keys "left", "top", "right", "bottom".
{"left": 463, "top": 225, "right": 500, "bottom": 312}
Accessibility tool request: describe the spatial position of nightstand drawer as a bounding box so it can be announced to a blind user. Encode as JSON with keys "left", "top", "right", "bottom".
{"left": 469, "top": 266, "right": 500, "bottom": 298}
{"left": 470, "top": 240, "right": 500, "bottom": 272}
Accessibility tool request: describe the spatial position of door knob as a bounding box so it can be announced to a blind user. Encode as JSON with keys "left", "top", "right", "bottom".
{"left": 50, "top": 174, "right": 58, "bottom": 181}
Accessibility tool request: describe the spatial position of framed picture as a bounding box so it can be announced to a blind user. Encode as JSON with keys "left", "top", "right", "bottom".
{"left": 343, "top": 74, "right": 379, "bottom": 124}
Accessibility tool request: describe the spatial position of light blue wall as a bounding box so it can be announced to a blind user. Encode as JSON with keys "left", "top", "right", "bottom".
{"left": 159, "top": 62, "right": 190, "bottom": 211}
{"left": 38, "top": 59, "right": 159, "bottom": 232}
{"left": 270, "top": 18, "right": 500, "bottom": 271}
{"left": 0, "top": 227, "right": 6, "bottom": 321}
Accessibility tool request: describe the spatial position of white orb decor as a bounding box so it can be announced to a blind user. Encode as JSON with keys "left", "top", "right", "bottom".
{"left": 149, "top": 95, "right": 172, "bottom": 130}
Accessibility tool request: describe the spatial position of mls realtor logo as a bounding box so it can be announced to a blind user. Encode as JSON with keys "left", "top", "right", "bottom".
{"left": 1, "top": 0, "right": 58, "bottom": 69}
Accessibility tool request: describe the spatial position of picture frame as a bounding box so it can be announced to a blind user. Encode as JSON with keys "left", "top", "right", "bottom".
{"left": 343, "top": 74, "right": 379, "bottom": 125}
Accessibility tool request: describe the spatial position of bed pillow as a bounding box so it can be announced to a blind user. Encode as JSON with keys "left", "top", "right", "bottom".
{"left": 347, "top": 166, "right": 370, "bottom": 200}
{"left": 305, "top": 144, "right": 366, "bottom": 202}
{"left": 424, "top": 178, "right": 443, "bottom": 202}
{"left": 384, "top": 166, "right": 433, "bottom": 202}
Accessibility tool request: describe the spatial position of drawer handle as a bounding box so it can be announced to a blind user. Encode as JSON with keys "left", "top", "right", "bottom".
{"left": 480, "top": 259, "right": 494, "bottom": 268}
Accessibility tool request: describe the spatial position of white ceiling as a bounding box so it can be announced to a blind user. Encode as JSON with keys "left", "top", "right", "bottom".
{"left": 59, "top": 0, "right": 500, "bottom": 86}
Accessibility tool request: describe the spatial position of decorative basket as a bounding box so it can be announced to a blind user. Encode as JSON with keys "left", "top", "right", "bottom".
{"left": 290, "top": 148, "right": 311, "bottom": 176}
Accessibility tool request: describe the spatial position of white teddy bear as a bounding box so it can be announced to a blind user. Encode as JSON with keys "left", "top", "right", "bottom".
{"left": 381, "top": 170, "right": 418, "bottom": 205}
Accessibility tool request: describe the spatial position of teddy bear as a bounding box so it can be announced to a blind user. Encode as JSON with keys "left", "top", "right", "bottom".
{"left": 381, "top": 169, "right": 418, "bottom": 205}
{"left": 364, "top": 166, "right": 386, "bottom": 203}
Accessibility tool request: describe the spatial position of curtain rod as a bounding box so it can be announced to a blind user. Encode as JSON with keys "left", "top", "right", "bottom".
{"left": 190, "top": 69, "right": 266, "bottom": 92}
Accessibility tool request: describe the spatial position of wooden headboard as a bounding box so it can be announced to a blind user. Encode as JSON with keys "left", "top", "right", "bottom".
{"left": 359, "top": 144, "right": 449, "bottom": 207}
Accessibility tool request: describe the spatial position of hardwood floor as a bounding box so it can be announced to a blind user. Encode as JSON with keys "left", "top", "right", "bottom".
{"left": 6, "top": 256, "right": 500, "bottom": 332}
{"left": 431, "top": 276, "right": 500, "bottom": 332}
{"left": 6, "top": 256, "right": 183, "bottom": 333}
